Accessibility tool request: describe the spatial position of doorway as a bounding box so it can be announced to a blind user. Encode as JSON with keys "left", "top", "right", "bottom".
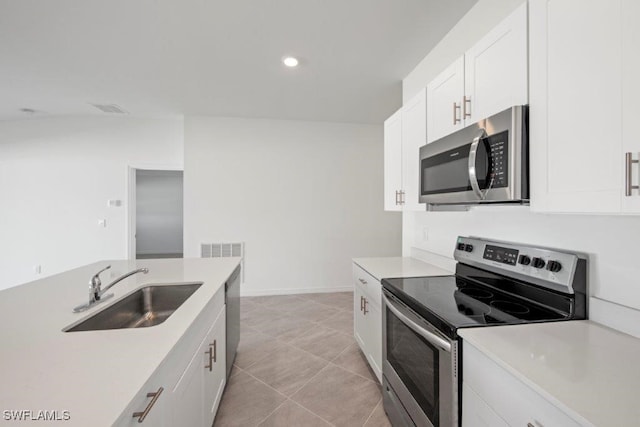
{"left": 132, "top": 169, "right": 184, "bottom": 259}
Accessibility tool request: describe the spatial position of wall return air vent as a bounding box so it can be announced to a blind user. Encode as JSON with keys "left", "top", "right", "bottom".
{"left": 201, "top": 242, "right": 244, "bottom": 282}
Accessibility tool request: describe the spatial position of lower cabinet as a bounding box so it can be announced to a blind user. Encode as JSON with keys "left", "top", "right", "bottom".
{"left": 172, "top": 306, "right": 226, "bottom": 427}
{"left": 353, "top": 263, "right": 382, "bottom": 383}
{"left": 463, "top": 342, "right": 581, "bottom": 427}
{"left": 113, "top": 286, "right": 228, "bottom": 427}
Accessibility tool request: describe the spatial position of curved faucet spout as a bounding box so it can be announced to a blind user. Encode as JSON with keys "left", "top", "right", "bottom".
{"left": 99, "top": 268, "right": 149, "bottom": 299}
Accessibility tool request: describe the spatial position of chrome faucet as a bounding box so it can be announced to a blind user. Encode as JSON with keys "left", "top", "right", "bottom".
{"left": 73, "top": 265, "right": 149, "bottom": 313}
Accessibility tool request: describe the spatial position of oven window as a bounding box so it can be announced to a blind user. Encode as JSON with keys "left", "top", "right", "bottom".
{"left": 386, "top": 307, "right": 439, "bottom": 425}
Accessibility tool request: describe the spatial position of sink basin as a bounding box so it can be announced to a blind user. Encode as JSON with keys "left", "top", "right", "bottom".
{"left": 65, "top": 283, "right": 202, "bottom": 332}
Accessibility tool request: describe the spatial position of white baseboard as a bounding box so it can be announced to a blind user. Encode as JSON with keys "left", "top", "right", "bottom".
{"left": 589, "top": 297, "right": 640, "bottom": 339}
{"left": 240, "top": 285, "right": 353, "bottom": 297}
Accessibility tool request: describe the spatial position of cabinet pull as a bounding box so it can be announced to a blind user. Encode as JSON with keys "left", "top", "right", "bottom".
{"left": 363, "top": 298, "right": 369, "bottom": 315}
{"left": 212, "top": 340, "right": 217, "bottom": 363}
{"left": 527, "top": 423, "right": 535, "bottom": 427}
{"left": 205, "top": 346, "right": 213, "bottom": 371}
{"left": 358, "top": 278, "right": 367, "bottom": 285}
{"left": 400, "top": 190, "right": 405, "bottom": 205}
{"left": 360, "top": 295, "right": 364, "bottom": 311}
{"left": 453, "top": 102, "right": 461, "bottom": 124}
{"left": 132, "top": 387, "right": 164, "bottom": 423}
{"left": 625, "top": 152, "right": 639, "bottom": 196}
{"left": 463, "top": 96, "right": 471, "bottom": 118}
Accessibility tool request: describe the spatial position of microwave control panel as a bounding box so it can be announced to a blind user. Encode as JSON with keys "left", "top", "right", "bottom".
{"left": 487, "top": 130, "right": 508, "bottom": 188}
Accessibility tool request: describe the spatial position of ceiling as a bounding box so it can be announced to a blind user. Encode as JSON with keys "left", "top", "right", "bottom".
{"left": 0, "top": 0, "right": 476, "bottom": 124}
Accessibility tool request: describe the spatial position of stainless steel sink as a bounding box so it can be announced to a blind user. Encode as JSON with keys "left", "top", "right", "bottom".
{"left": 65, "top": 283, "right": 202, "bottom": 332}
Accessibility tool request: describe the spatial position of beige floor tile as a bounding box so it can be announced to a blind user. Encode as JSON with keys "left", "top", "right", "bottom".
{"left": 246, "top": 345, "right": 329, "bottom": 396}
{"left": 364, "top": 400, "right": 391, "bottom": 427}
{"left": 240, "top": 305, "right": 285, "bottom": 328}
{"left": 235, "top": 329, "right": 289, "bottom": 369}
{"left": 291, "top": 364, "right": 382, "bottom": 427}
{"left": 213, "top": 370, "right": 286, "bottom": 427}
{"left": 240, "top": 299, "right": 260, "bottom": 314}
{"left": 287, "top": 301, "right": 341, "bottom": 323}
{"left": 249, "top": 294, "right": 306, "bottom": 309}
{"left": 257, "top": 400, "right": 332, "bottom": 427}
{"left": 289, "top": 325, "right": 354, "bottom": 361}
{"left": 250, "top": 314, "right": 316, "bottom": 342}
{"left": 320, "top": 309, "right": 354, "bottom": 335}
{"left": 332, "top": 342, "right": 377, "bottom": 382}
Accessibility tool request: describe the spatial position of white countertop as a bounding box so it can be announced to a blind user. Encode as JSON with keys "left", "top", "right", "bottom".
{"left": 459, "top": 321, "right": 640, "bottom": 426}
{"left": 352, "top": 257, "right": 452, "bottom": 281}
{"left": 0, "top": 257, "right": 240, "bottom": 426}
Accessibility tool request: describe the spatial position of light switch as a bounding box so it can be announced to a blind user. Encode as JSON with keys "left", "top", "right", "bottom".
{"left": 107, "top": 199, "right": 122, "bottom": 207}
{"left": 98, "top": 219, "right": 107, "bottom": 228}
{"left": 34, "top": 265, "right": 41, "bottom": 274}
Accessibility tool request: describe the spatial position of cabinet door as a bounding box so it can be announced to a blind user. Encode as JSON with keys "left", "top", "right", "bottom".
{"left": 426, "top": 56, "right": 465, "bottom": 143}
{"left": 464, "top": 2, "right": 528, "bottom": 123}
{"left": 401, "top": 88, "right": 427, "bottom": 211}
{"left": 622, "top": 0, "right": 640, "bottom": 212}
{"left": 353, "top": 286, "right": 368, "bottom": 352}
{"left": 529, "top": 0, "right": 623, "bottom": 213}
{"left": 462, "top": 384, "right": 508, "bottom": 427}
{"left": 364, "top": 299, "right": 382, "bottom": 383}
{"left": 172, "top": 337, "right": 206, "bottom": 427}
{"left": 384, "top": 109, "right": 403, "bottom": 211}
{"left": 204, "top": 307, "right": 226, "bottom": 427}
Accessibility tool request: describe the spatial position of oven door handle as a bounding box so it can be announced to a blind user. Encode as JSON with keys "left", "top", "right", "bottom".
{"left": 383, "top": 294, "right": 452, "bottom": 353}
{"left": 468, "top": 128, "right": 488, "bottom": 200}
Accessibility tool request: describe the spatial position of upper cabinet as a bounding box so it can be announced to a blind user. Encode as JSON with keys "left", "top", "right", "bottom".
{"left": 427, "top": 3, "right": 528, "bottom": 144}
{"left": 383, "top": 89, "right": 426, "bottom": 211}
{"left": 529, "top": 0, "right": 640, "bottom": 214}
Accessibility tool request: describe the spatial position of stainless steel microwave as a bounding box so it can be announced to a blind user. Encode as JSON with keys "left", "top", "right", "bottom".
{"left": 419, "top": 105, "right": 529, "bottom": 206}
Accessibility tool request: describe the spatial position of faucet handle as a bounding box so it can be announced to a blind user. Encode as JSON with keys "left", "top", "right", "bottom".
{"left": 90, "top": 265, "right": 111, "bottom": 286}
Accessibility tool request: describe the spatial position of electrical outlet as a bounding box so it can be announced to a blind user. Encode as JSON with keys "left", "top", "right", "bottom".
{"left": 34, "top": 265, "right": 41, "bottom": 274}
{"left": 422, "top": 227, "right": 429, "bottom": 241}
{"left": 98, "top": 219, "right": 107, "bottom": 228}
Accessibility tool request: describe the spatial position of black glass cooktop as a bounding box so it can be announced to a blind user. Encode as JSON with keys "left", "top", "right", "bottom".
{"left": 382, "top": 274, "right": 570, "bottom": 339}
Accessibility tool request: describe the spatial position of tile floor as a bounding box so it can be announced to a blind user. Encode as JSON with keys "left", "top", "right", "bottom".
{"left": 213, "top": 292, "right": 391, "bottom": 427}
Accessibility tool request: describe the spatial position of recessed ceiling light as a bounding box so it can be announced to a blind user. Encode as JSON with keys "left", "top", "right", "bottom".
{"left": 283, "top": 57, "right": 299, "bottom": 67}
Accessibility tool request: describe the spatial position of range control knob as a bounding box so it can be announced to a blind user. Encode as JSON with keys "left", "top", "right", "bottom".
{"left": 457, "top": 243, "right": 466, "bottom": 251}
{"left": 532, "top": 257, "right": 546, "bottom": 269}
{"left": 518, "top": 255, "right": 531, "bottom": 266}
{"left": 546, "top": 260, "right": 562, "bottom": 273}
{"left": 464, "top": 244, "right": 474, "bottom": 252}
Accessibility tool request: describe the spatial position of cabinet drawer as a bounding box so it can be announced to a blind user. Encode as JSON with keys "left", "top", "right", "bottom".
{"left": 463, "top": 342, "right": 581, "bottom": 427}
{"left": 352, "top": 264, "right": 381, "bottom": 308}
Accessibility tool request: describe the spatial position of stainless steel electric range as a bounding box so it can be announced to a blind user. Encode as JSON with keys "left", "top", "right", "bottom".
{"left": 381, "top": 236, "right": 587, "bottom": 427}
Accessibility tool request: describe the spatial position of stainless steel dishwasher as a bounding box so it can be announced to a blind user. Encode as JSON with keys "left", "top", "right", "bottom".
{"left": 225, "top": 265, "right": 241, "bottom": 379}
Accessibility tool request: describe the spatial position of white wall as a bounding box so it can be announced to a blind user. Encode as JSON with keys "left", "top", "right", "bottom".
{"left": 402, "top": 0, "right": 640, "bottom": 312}
{"left": 136, "top": 170, "right": 184, "bottom": 256}
{"left": 184, "top": 116, "right": 402, "bottom": 296}
{"left": 0, "top": 116, "right": 183, "bottom": 290}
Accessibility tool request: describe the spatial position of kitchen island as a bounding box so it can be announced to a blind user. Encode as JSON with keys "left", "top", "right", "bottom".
{"left": 0, "top": 257, "right": 240, "bottom": 426}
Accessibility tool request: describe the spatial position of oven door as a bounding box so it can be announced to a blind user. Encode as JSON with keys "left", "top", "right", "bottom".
{"left": 382, "top": 290, "right": 458, "bottom": 427}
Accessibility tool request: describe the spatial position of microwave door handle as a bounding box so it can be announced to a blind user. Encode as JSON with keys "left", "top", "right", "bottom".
{"left": 468, "top": 129, "right": 487, "bottom": 200}
{"left": 383, "top": 294, "right": 452, "bottom": 353}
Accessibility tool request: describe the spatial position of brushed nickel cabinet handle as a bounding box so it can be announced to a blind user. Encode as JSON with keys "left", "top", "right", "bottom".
{"left": 360, "top": 295, "right": 364, "bottom": 311}
{"left": 625, "top": 152, "right": 639, "bottom": 196}
{"left": 463, "top": 96, "right": 471, "bottom": 118}
{"left": 213, "top": 340, "right": 217, "bottom": 363}
{"left": 132, "top": 387, "right": 164, "bottom": 423}
{"left": 527, "top": 423, "right": 535, "bottom": 427}
{"left": 358, "top": 278, "right": 367, "bottom": 285}
{"left": 363, "top": 298, "right": 369, "bottom": 315}
{"left": 453, "top": 102, "right": 461, "bottom": 124}
{"left": 205, "top": 346, "right": 213, "bottom": 371}
{"left": 400, "top": 190, "right": 405, "bottom": 205}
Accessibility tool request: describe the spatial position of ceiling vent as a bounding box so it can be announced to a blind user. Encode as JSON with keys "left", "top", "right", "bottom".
{"left": 91, "top": 104, "right": 129, "bottom": 114}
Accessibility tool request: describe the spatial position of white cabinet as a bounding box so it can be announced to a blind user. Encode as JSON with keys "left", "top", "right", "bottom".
{"left": 529, "top": 0, "right": 640, "bottom": 214}
{"left": 427, "top": 56, "right": 465, "bottom": 143}
{"left": 463, "top": 342, "right": 581, "bottom": 427}
{"left": 352, "top": 263, "right": 382, "bottom": 383}
{"left": 427, "top": 3, "right": 528, "bottom": 143}
{"left": 384, "top": 108, "right": 403, "bottom": 211}
{"left": 383, "top": 89, "right": 427, "bottom": 211}
{"left": 173, "top": 306, "right": 226, "bottom": 427}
